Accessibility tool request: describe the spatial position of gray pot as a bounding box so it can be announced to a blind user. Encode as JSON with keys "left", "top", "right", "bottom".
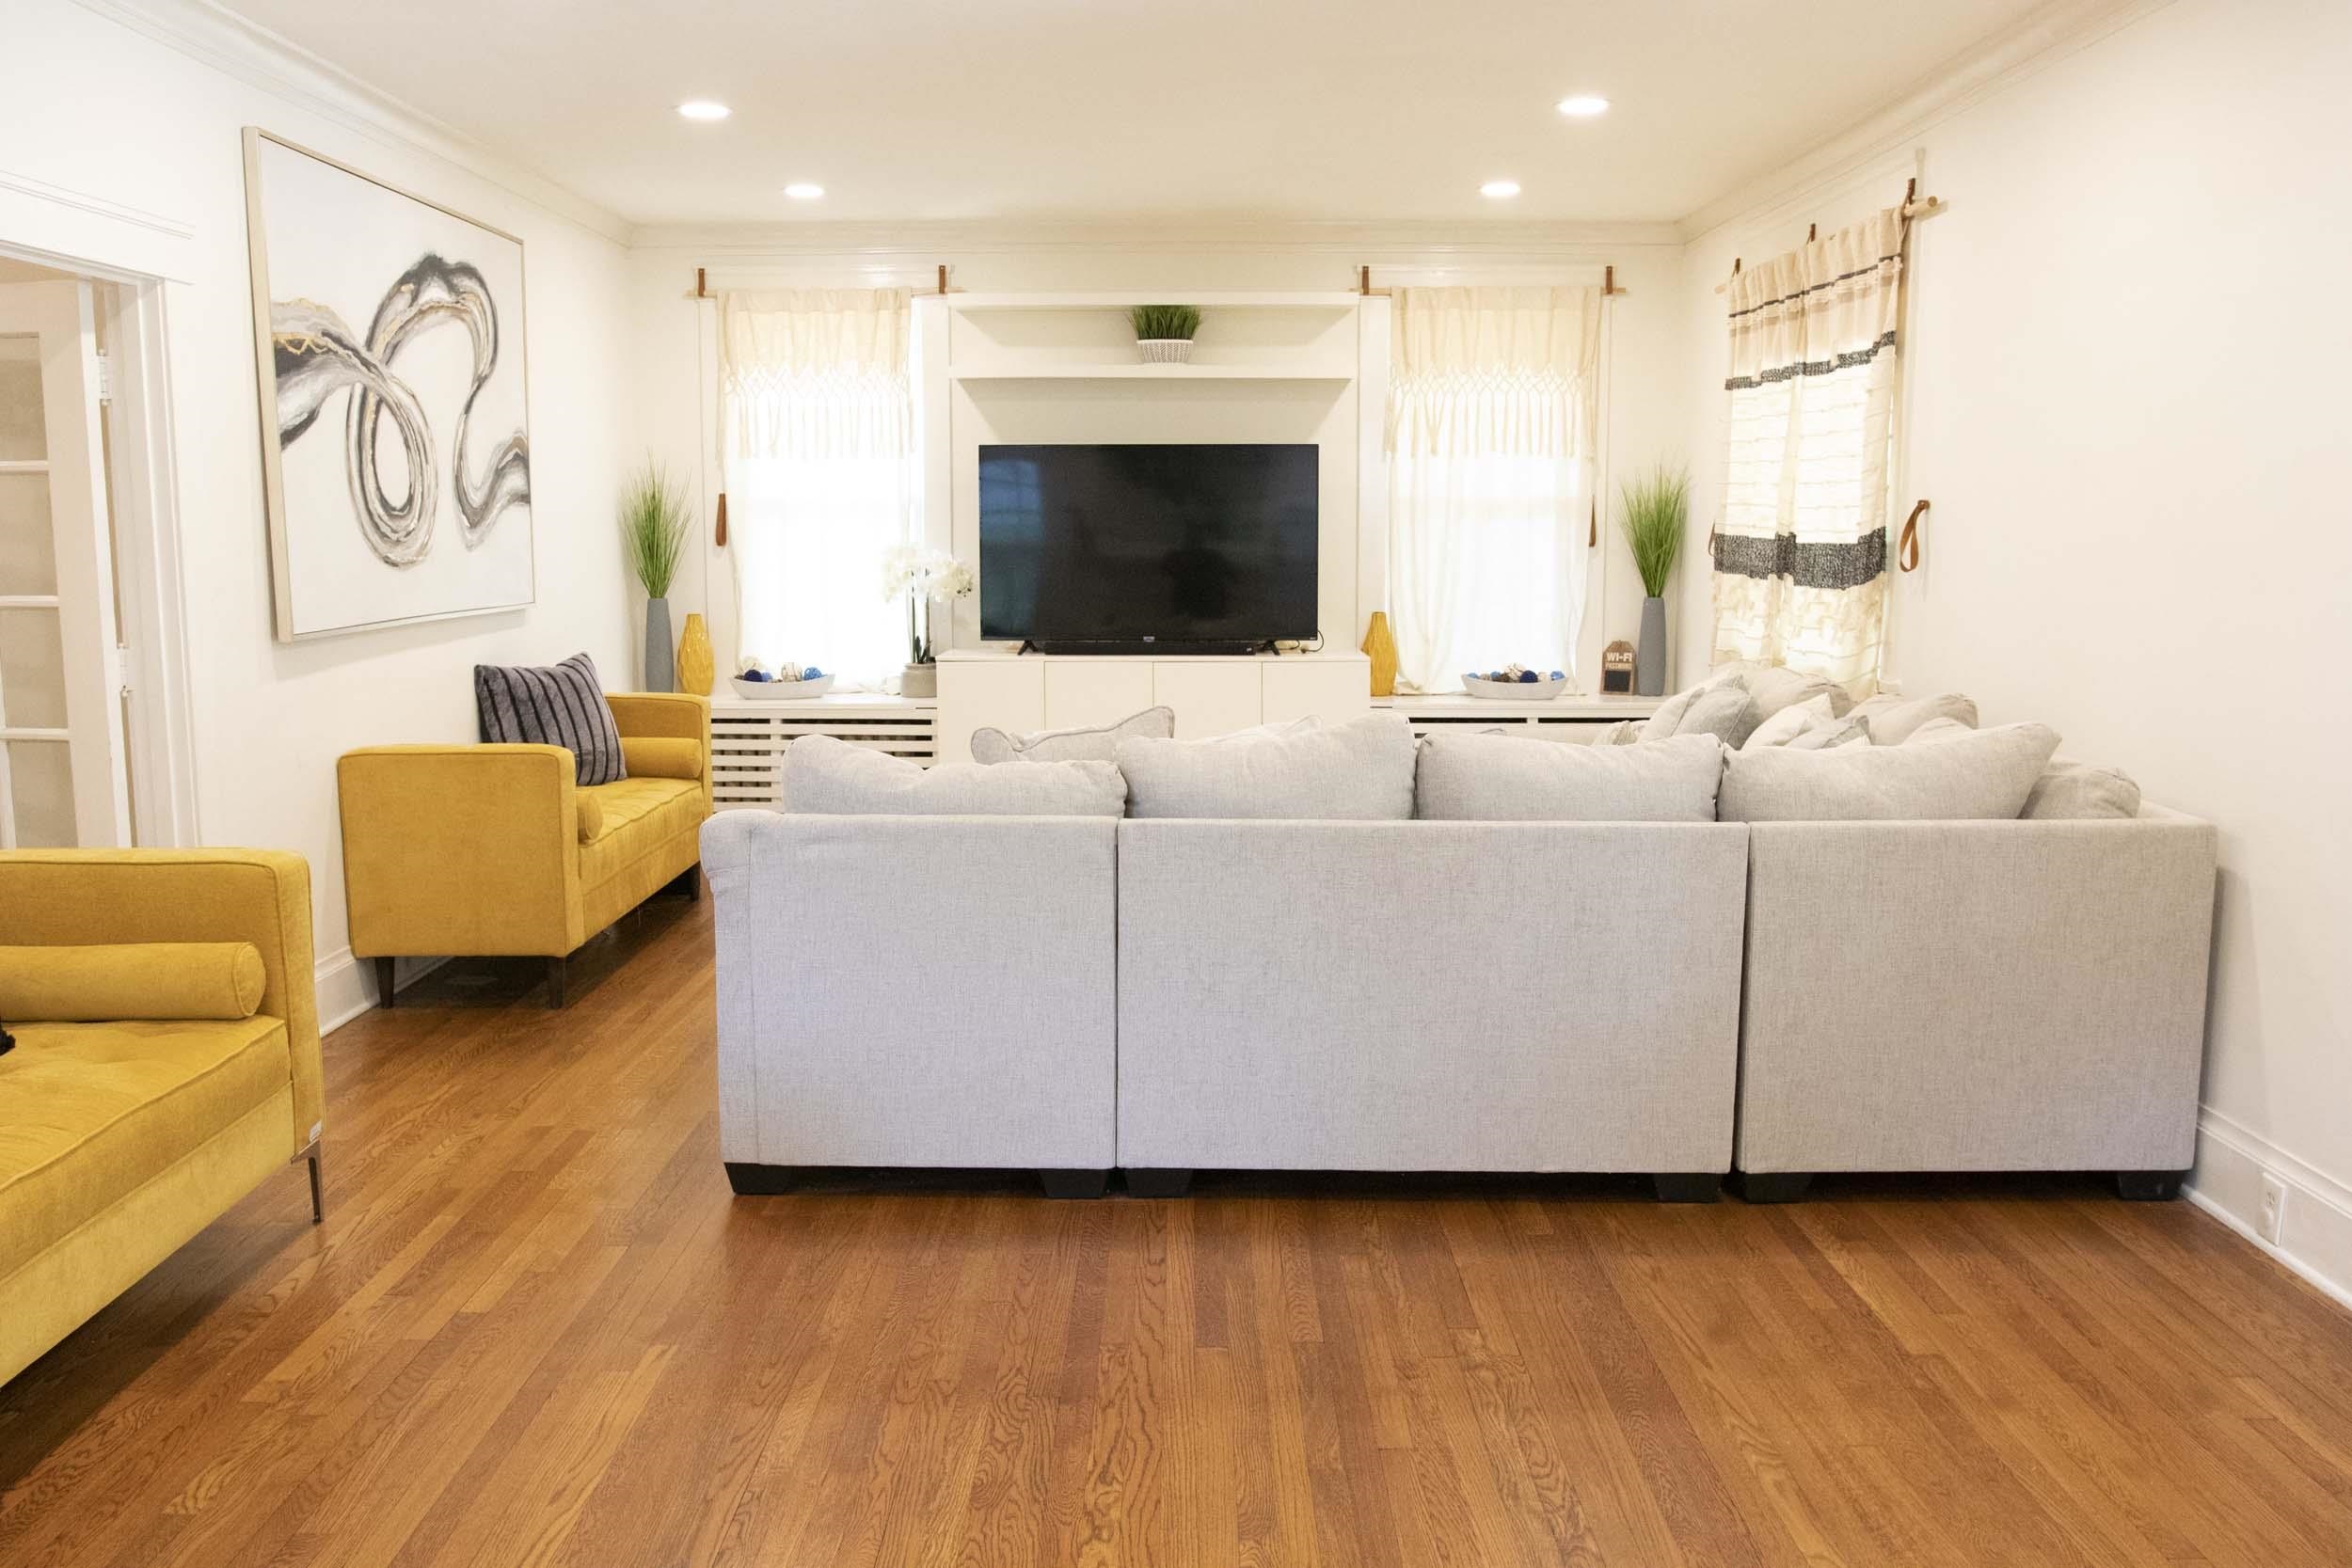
{"left": 644, "top": 597, "right": 674, "bottom": 692}
{"left": 899, "top": 661, "right": 938, "bottom": 699}
{"left": 1635, "top": 594, "right": 1668, "bottom": 696}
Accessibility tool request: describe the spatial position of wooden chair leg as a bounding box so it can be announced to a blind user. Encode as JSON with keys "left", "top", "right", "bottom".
{"left": 546, "top": 956, "right": 567, "bottom": 1009}
{"left": 375, "top": 957, "right": 397, "bottom": 1009}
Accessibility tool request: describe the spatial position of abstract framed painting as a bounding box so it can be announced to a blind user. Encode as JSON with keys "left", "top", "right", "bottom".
{"left": 242, "top": 128, "right": 534, "bottom": 641}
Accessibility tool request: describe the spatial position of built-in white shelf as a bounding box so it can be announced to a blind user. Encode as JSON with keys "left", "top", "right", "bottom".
{"left": 951, "top": 364, "right": 1351, "bottom": 382}
{"left": 943, "top": 291, "right": 1362, "bottom": 313}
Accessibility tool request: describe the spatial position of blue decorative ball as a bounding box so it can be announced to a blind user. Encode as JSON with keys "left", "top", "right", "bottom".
{"left": 742, "top": 669, "right": 771, "bottom": 682}
{"left": 803, "top": 667, "right": 822, "bottom": 679}
{"left": 1518, "top": 669, "right": 1537, "bottom": 683}
{"left": 1550, "top": 670, "right": 1565, "bottom": 680}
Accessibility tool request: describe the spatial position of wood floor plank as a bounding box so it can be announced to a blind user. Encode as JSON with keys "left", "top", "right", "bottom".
{"left": 6, "top": 900, "right": 2352, "bottom": 1566}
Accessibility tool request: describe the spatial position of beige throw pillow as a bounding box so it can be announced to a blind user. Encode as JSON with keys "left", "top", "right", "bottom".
{"left": 1117, "top": 712, "right": 1417, "bottom": 819}
{"left": 785, "top": 734, "right": 1125, "bottom": 816}
{"left": 1854, "top": 691, "right": 1979, "bottom": 745}
{"left": 971, "top": 705, "right": 1174, "bottom": 764}
{"left": 2022, "top": 759, "right": 2143, "bottom": 819}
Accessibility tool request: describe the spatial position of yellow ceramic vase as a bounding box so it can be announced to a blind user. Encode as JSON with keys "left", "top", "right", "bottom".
{"left": 1361, "top": 610, "right": 1399, "bottom": 698}
{"left": 675, "top": 612, "right": 714, "bottom": 696}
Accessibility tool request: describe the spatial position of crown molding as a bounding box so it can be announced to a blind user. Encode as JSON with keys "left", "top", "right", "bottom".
{"left": 1675, "top": 0, "right": 2176, "bottom": 244}
{"left": 627, "top": 216, "right": 1687, "bottom": 258}
{"left": 74, "top": 0, "right": 631, "bottom": 245}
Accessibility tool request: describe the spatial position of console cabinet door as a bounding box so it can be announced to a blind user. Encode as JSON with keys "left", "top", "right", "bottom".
{"left": 936, "top": 659, "right": 1044, "bottom": 763}
{"left": 1262, "top": 658, "right": 1372, "bottom": 728}
{"left": 1043, "top": 660, "right": 1157, "bottom": 731}
{"left": 1153, "top": 662, "right": 1262, "bottom": 739}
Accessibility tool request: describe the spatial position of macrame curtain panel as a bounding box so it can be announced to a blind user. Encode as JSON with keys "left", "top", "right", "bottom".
{"left": 719, "top": 288, "right": 914, "bottom": 682}
{"left": 1386, "top": 286, "right": 1601, "bottom": 694}
{"left": 1708, "top": 209, "right": 1904, "bottom": 693}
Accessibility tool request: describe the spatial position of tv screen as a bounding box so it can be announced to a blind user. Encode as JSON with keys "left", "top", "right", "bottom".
{"left": 977, "top": 443, "right": 1318, "bottom": 647}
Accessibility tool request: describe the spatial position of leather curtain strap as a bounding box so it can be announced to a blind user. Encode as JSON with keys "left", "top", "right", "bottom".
{"left": 1899, "top": 499, "right": 1928, "bottom": 572}
{"left": 714, "top": 492, "right": 728, "bottom": 548}
{"left": 1588, "top": 497, "right": 1597, "bottom": 548}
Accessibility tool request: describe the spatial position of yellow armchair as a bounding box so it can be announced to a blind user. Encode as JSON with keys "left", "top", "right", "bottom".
{"left": 0, "top": 848, "right": 323, "bottom": 1387}
{"left": 337, "top": 692, "right": 711, "bottom": 1007}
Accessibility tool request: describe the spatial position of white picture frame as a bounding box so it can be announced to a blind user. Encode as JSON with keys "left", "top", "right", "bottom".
{"left": 241, "top": 127, "right": 535, "bottom": 641}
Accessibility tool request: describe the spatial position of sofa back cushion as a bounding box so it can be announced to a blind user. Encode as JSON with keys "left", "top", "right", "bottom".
{"left": 474, "top": 653, "right": 627, "bottom": 785}
{"left": 1414, "top": 731, "right": 1724, "bottom": 821}
{"left": 785, "top": 734, "right": 1125, "bottom": 816}
{"left": 1719, "top": 721, "right": 2062, "bottom": 821}
{"left": 1117, "top": 712, "right": 1416, "bottom": 819}
{"left": 971, "top": 705, "right": 1175, "bottom": 765}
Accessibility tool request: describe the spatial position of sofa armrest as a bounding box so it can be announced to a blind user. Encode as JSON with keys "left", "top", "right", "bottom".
{"left": 608, "top": 693, "right": 711, "bottom": 816}
{"left": 337, "top": 745, "right": 583, "bottom": 959}
{"left": 1738, "top": 815, "right": 2218, "bottom": 1175}
{"left": 700, "top": 812, "right": 1118, "bottom": 1168}
{"left": 0, "top": 849, "right": 322, "bottom": 1152}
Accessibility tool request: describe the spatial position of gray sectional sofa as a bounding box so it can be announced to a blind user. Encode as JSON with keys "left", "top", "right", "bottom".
{"left": 703, "top": 689, "right": 2218, "bottom": 1204}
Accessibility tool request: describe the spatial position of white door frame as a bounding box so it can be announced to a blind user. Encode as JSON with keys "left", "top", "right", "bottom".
{"left": 0, "top": 239, "right": 200, "bottom": 846}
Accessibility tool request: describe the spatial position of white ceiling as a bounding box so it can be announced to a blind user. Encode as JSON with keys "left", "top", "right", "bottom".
{"left": 214, "top": 0, "right": 2046, "bottom": 229}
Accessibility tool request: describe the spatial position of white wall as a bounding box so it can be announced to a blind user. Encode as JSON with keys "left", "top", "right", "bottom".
{"left": 625, "top": 237, "right": 1691, "bottom": 687}
{"left": 1, "top": 0, "right": 637, "bottom": 1022}
{"left": 1680, "top": 0, "right": 2352, "bottom": 1297}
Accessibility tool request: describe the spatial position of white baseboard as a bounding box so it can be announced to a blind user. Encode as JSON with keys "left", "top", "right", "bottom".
{"left": 2186, "top": 1106, "right": 2352, "bottom": 1313}
{"left": 315, "top": 949, "right": 447, "bottom": 1036}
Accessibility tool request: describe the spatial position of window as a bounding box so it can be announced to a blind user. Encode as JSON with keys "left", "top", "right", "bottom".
{"left": 719, "top": 288, "right": 915, "bottom": 683}
{"left": 1385, "top": 286, "right": 1601, "bottom": 693}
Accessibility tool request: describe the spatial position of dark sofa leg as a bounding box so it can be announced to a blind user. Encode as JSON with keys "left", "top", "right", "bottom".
{"left": 307, "top": 1147, "right": 324, "bottom": 1223}
{"left": 1125, "top": 1168, "right": 1195, "bottom": 1198}
{"left": 1735, "top": 1171, "right": 1815, "bottom": 1204}
{"left": 1653, "top": 1173, "right": 1722, "bottom": 1203}
{"left": 1039, "top": 1168, "right": 1109, "bottom": 1199}
{"left": 667, "top": 863, "right": 702, "bottom": 900}
{"left": 375, "top": 957, "right": 397, "bottom": 1008}
{"left": 725, "top": 1162, "right": 799, "bottom": 1196}
{"left": 546, "top": 956, "right": 567, "bottom": 1009}
{"left": 2116, "top": 1169, "right": 2187, "bottom": 1201}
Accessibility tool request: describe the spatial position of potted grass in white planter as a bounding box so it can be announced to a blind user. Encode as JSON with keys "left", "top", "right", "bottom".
{"left": 1129, "top": 304, "right": 1201, "bottom": 364}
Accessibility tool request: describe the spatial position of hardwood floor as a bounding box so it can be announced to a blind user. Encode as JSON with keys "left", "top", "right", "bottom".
{"left": 7, "top": 897, "right": 2352, "bottom": 1567}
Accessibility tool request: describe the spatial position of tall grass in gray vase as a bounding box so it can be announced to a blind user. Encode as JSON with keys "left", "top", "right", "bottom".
{"left": 621, "top": 461, "right": 691, "bottom": 691}
{"left": 1618, "top": 465, "right": 1688, "bottom": 697}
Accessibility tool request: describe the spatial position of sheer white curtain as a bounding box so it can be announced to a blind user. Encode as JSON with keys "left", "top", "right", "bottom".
{"left": 1709, "top": 209, "right": 1904, "bottom": 693}
{"left": 720, "top": 288, "right": 914, "bottom": 684}
{"left": 1387, "top": 286, "right": 1600, "bottom": 693}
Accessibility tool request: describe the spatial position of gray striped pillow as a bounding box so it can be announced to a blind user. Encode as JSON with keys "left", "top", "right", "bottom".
{"left": 474, "top": 653, "right": 627, "bottom": 785}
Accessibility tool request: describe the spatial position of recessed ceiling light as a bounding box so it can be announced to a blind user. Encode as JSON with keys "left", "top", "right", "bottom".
{"left": 1480, "top": 180, "right": 1521, "bottom": 199}
{"left": 1555, "top": 94, "right": 1610, "bottom": 118}
{"left": 783, "top": 182, "right": 825, "bottom": 200}
{"left": 676, "top": 100, "right": 731, "bottom": 121}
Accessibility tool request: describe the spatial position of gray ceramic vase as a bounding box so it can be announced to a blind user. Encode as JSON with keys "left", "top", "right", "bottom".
{"left": 1635, "top": 595, "right": 1667, "bottom": 696}
{"left": 644, "top": 597, "right": 675, "bottom": 693}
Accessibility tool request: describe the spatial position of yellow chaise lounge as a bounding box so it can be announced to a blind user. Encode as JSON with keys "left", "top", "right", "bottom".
{"left": 337, "top": 692, "right": 712, "bottom": 1008}
{"left": 0, "top": 848, "right": 324, "bottom": 1389}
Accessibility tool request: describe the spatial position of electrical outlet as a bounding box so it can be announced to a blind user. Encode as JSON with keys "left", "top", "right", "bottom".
{"left": 2258, "top": 1172, "right": 2287, "bottom": 1244}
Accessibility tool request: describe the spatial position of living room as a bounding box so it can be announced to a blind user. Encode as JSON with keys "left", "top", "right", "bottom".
{"left": 3, "top": 0, "right": 2348, "bottom": 1561}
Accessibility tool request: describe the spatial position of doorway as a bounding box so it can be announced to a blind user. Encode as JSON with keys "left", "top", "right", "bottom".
{"left": 0, "top": 251, "right": 188, "bottom": 847}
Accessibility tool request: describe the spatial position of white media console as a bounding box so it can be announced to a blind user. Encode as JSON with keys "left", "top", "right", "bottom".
{"left": 935, "top": 648, "right": 1372, "bottom": 763}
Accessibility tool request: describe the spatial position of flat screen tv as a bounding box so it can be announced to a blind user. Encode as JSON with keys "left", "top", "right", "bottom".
{"left": 977, "top": 443, "right": 1317, "bottom": 652}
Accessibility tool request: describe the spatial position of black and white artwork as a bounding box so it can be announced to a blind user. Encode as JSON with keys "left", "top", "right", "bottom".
{"left": 243, "top": 129, "right": 534, "bottom": 641}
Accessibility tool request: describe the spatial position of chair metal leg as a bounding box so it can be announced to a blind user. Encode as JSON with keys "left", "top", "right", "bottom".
{"left": 294, "top": 1138, "right": 324, "bottom": 1223}
{"left": 546, "top": 955, "right": 567, "bottom": 1009}
{"left": 375, "top": 957, "right": 397, "bottom": 1009}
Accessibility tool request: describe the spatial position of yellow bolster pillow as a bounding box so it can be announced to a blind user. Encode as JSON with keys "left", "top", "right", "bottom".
{"left": 577, "top": 791, "right": 604, "bottom": 842}
{"left": 623, "top": 736, "right": 704, "bottom": 781}
{"left": 0, "top": 942, "right": 267, "bottom": 1022}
